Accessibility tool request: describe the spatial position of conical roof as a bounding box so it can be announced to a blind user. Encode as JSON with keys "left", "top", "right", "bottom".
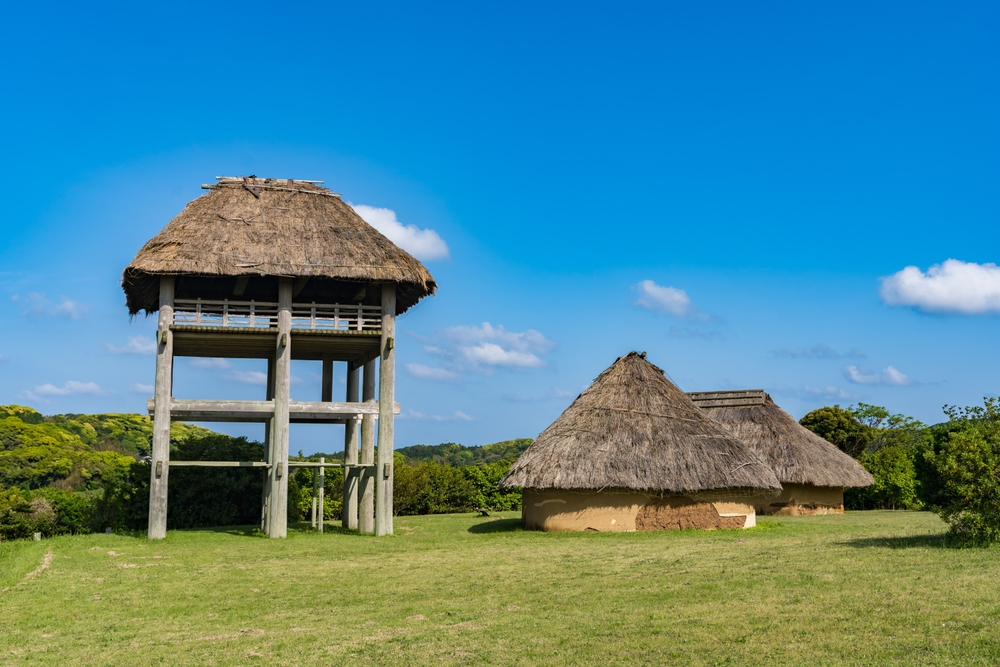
{"left": 500, "top": 352, "right": 781, "bottom": 493}
{"left": 689, "top": 391, "right": 873, "bottom": 488}
{"left": 122, "top": 177, "right": 436, "bottom": 315}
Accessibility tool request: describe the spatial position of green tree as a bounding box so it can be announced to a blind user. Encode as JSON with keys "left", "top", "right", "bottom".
{"left": 847, "top": 447, "right": 921, "bottom": 510}
{"left": 799, "top": 406, "right": 871, "bottom": 458}
{"left": 929, "top": 398, "right": 1000, "bottom": 545}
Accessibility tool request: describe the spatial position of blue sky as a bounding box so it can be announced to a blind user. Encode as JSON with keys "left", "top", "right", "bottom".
{"left": 1, "top": 2, "right": 998, "bottom": 453}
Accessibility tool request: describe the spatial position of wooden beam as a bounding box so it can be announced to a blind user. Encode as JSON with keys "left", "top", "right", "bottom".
{"left": 170, "top": 461, "right": 268, "bottom": 467}
{"left": 267, "top": 278, "right": 293, "bottom": 538}
{"left": 376, "top": 283, "right": 396, "bottom": 537}
{"left": 148, "top": 276, "right": 175, "bottom": 540}
{"left": 146, "top": 398, "right": 392, "bottom": 422}
{"left": 359, "top": 358, "right": 376, "bottom": 535}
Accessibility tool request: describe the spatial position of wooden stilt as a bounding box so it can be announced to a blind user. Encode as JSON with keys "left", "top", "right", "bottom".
{"left": 376, "top": 283, "right": 396, "bottom": 537}
{"left": 311, "top": 467, "right": 318, "bottom": 528}
{"left": 318, "top": 456, "right": 325, "bottom": 533}
{"left": 343, "top": 362, "right": 360, "bottom": 530}
{"left": 359, "top": 358, "right": 376, "bottom": 534}
{"left": 148, "top": 277, "right": 175, "bottom": 540}
{"left": 321, "top": 355, "right": 333, "bottom": 403}
{"left": 261, "top": 355, "right": 275, "bottom": 532}
{"left": 266, "top": 278, "right": 293, "bottom": 538}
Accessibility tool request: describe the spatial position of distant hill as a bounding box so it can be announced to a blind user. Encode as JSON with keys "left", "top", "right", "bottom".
{"left": 396, "top": 438, "right": 533, "bottom": 466}
{"left": 0, "top": 404, "right": 213, "bottom": 491}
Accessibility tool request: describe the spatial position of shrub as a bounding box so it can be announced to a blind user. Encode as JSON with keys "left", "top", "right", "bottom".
{"left": 929, "top": 399, "right": 1000, "bottom": 546}
{"left": 393, "top": 454, "right": 477, "bottom": 515}
{"left": 462, "top": 460, "right": 521, "bottom": 511}
{"left": 0, "top": 487, "right": 97, "bottom": 540}
{"left": 845, "top": 446, "right": 921, "bottom": 510}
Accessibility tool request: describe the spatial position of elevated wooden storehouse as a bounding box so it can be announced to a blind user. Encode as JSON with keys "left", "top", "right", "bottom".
{"left": 499, "top": 352, "right": 781, "bottom": 531}
{"left": 123, "top": 176, "right": 436, "bottom": 539}
{"left": 688, "top": 390, "right": 873, "bottom": 515}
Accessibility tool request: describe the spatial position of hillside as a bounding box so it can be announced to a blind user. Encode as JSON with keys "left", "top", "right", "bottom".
{"left": 396, "top": 438, "right": 533, "bottom": 466}
{"left": 0, "top": 405, "right": 211, "bottom": 492}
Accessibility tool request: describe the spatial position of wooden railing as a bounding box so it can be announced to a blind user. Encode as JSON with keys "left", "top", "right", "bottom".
{"left": 172, "top": 299, "right": 381, "bottom": 331}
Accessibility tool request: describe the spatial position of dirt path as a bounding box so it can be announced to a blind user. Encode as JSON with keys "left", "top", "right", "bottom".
{"left": 23, "top": 551, "right": 53, "bottom": 581}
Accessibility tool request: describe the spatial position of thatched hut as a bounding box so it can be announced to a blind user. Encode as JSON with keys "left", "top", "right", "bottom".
{"left": 124, "top": 176, "right": 435, "bottom": 539}
{"left": 499, "top": 352, "right": 781, "bottom": 532}
{"left": 688, "top": 390, "right": 873, "bottom": 515}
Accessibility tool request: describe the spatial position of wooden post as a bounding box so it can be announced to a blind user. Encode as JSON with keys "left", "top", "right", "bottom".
{"left": 321, "top": 355, "right": 333, "bottom": 403}
{"left": 311, "top": 467, "right": 318, "bottom": 529}
{"left": 359, "top": 358, "right": 376, "bottom": 534}
{"left": 376, "top": 283, "right": 396, "bottom": 536}
{"left": 318, "top": 456, "right": 325, "bottom": 534}
{"left": 148, "top": 276, "right": 175, "bottom": 540}
{"left": 343, "top": 362, "right": 360, "bottom": 530}
{"left": 260, "top": 355, "right": 275, "bottom": 532}
{"left": 266, "top": 278, "right": 293, "bottom": 538}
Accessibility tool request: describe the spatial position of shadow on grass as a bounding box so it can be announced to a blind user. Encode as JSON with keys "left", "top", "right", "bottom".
{"left": 169, "top": 522, "right": 361, "bottom": 538}
{"left": 468, "top": 518, "right": 521, "bottom": 534}
{"left": 839, "top": 534, "right": 951, "bottom": 549}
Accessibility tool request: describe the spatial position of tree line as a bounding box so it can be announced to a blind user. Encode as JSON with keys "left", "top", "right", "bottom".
{"left": 800, "top": 398, "right": 1000, "bottom": 545}
{"left": 3, "top": 399, "right": 999, "bottom": 545}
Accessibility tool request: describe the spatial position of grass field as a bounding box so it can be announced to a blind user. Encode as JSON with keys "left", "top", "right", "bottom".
{"left": 2, "top": 511, "right": 999, "bottom": 666}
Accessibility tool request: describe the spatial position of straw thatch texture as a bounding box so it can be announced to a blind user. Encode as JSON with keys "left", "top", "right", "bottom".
{"left": 500, "top": 352, "right": 781, "bottom": 494}
{"left": 695, "top": 393, "right": 873, "bottom": 488}
{"left": 122, "top": 178, "right": 436, "bottom": 315}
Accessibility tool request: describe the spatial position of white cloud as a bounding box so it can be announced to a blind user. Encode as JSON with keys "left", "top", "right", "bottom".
{"left": 21, "top": 380, "right": 110, "bottom": 402}
{"left": 189, "top": 358, "right": 232, "bottom": 370}
{"left": 437, "top": 322, "right": 554, "bottom": 371}
{"left": 130, "top": 382, "right": 154, "bottom": 394}
{"left": 880, "top": 259, "right": 1000, "bottom": 315}
{"left": 0, "top": 352, "right": 6, "bottom": 362}
{"left": 405, "top": 363, "right": 459, "bottom": 381}
{"left": 53, "top": 298, "right": 88, "bottom": 320}
{"left": 34, "top": 381, "right": 106, "bottom": 396}
{"left": 228, "top": 370, "right": 268, "bottom": 385}
{"left": 402, "top": 409, "right": 475, "bottom": 422}
{"left": 14, "top": 292, "right": 88, "bottom": 319}
{"left": 845, "top": 365, "right": 913, "bottom": 386}
{"left": 800, "top": 385, "right": 860, "bottom": 401}
{"left": 632, "top": 280, "right": 708, "bottom": 320}
{"left": 351, "top": 204, "right": 450, "bottom": 261}
{"left": 552, "top": 388, "right": 574, "bottom": 398}
{"left": 772, "top": 345, "right": 865, "bottom": 359}
{"left": 107, "top": 335, "right": 157, "bottom": 355}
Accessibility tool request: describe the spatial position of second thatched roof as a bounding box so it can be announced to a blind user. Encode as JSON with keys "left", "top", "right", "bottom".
{"left": 499, "top": 352, "right": 781, "bottom": 494}
{"left": 122, "top": 177, "right": 436, "bottom": 315}
{"left": 688, "top": 391, "right": 873, "bottom": 488}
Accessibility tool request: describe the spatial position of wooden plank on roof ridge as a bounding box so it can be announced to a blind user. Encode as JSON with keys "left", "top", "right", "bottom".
{"left": 686, "top": 389, "right": 766, "bottom": 408}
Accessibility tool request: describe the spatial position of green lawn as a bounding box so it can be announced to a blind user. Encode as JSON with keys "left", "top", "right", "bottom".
{"left": 2, "top": 511, "right": 999, "bottom": 666}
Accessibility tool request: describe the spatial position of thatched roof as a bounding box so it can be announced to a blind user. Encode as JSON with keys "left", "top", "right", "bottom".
{"left": 122, "top": 177, "right": 436, "bottom": 315}
{"left": 688, "top": 391, "right": 873, "bottom": 488}
{"left": 499, "top": 352, "right": 781, "bottom": 494}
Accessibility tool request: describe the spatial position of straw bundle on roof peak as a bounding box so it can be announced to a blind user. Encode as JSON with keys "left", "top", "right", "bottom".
{"left": 122, "top": 177, "right": 435, "bottom": 315}
{"left": 500, "top": 352, "right": 781, "bottom": 494}
{"left": 689, "top": 391, "right": 873, "bottom": 488}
